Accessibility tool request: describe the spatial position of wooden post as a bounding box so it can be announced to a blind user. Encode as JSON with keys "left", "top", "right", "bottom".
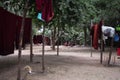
{"left": 30, "top": 22, "right": 33, "bottom": 62}
{"left": 90, "top": 20, "right": 93, "bottom": 57}
{"left": 108, "top": 38, "right": 113, "bottom": 65}
{"left": 57, "top": 26, "right": 60, "bottom": 56}
{"left": 100, "top": 33, "right": 103, "bottom": 64}
{"left": 17, "top": 0, "right": 29, "bottom": 80}
{"left": 42, "top": 22, "right": 46, "bottom": 72}
{"left": 90, "top": 36, "right": 93, "bottom": 57}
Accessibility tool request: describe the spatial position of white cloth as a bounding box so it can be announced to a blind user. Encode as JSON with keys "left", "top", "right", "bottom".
{"left": 102, "top": 26, "right": 115, "bottom": 44}
{"left": 102, "top": 25, "right": 115, "bottom": 38}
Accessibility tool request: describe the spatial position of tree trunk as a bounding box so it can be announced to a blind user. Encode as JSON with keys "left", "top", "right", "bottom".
{"left": 17, "top": 0, "right": 29, "bottom": 80}
{"left": 57, "top": 26, "right": 60, "bottom": 56}
{"left": 41, "top": 23, "right": 46, "bottom": 72}
{"left": 51, "top": 26, "right": 56, "bottom": 50}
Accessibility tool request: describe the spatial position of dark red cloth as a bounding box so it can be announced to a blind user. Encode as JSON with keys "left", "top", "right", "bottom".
{"left": 98, "top": 20, "right": 103, "bottom": 39}
{"left": 33, "top": 35, "right": 42, "bottom": 44}
{"left": 15, "top": 16, "right": 32, "bottom": 49}
{"left": 33, "top": 35, "right": 50, "bottom": 45}
{"left": 0, "top": 7, "right": 32, "bottom": 55}
{"left": 0, "top": 7, "right": 17, "bottom": 56}
{"left": 35, "top": 0, "right": 44, "bottom": 11}
{"left": 93, "top": 24, "right": 99, "bottom": 49}
{"left": 33, "top": 35, "right": 38, "bottom": 44}
{"left": 23, "top": 18, "right": 32, "bottom": 44}
{"left": 45, "top": 37, "right": 50, "bottom": 45}
{"left": 36, "top": 0, "right": 54, "bottom": 22}
{"left": 42, "top": 0, "right": 54, "bottom": 22}
{"left": 0, "top": 7, "right": 4, "bottom": 55}
{"left": 90, "top": 25, "right": 94, "bottom": 48}
{"left": 15, "top": 16, "right": 22, "bottom": 49}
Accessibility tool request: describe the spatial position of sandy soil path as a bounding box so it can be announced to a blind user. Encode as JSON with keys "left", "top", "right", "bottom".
{"left": 0, "top": 45, "right": 120, "bottom": 80}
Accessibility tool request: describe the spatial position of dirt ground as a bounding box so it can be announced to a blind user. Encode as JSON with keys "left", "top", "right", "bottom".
{"left": 0, "top": 45, "right": 120, "bottom": 80}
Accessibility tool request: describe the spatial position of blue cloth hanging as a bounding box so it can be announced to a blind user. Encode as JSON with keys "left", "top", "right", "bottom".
{"left": 37, "top": 13, "right": 44, "bottom": 21}
{"left": 114, "top": 34, "right": 119, "bottom": 42}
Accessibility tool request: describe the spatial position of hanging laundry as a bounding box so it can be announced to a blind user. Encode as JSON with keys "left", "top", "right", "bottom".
{"left": 102, "top": 26, "right": 115, "bottom": 38}
{"left": 0, "top": 7, "right": 17, "bottom": 56}
{"left": 0, "top": 7, "right": 32, "bottom": 55}
{"left": 93, "top": 24, "right": 99, "bottom": 49}
{"left": 36, "top": 0, "right": 44, "bottom": 11}
{"left": 0, "top": 7, "right": 4, "bottom": 55}
{"left": 15, "top": 16, "right": 32, "bottom": 49}
{"left": 114, "top": 33, "right": 119, "bottom": 42}
{"left": 23, "top": 18, "right": 32, "bottom": 44}
{"left": 35, "top": 0, "right": 54, "bottom": 22}
{"left": 33, "top": 35, "right": 43, "bottom": 44}
{"left": 37, "top": 13, "right": 44, "bottom": 21}
{"left": 98, "top": 19, "right": 104, "bottom": 39}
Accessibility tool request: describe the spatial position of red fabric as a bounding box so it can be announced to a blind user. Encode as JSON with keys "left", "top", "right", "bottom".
{"left": 0, "top": 7, "right": 4, "bottom": 54}
{"left": 42, "top": 0, "right": 54, "bottom": 22}
{"left": 0, "top": 7, "right": 17, "bottom": 55}
{"left": 23, "top": 18, "right": 32, "bottom": 44}
{"left": 15, "top": 16, "right": 32, "bottom": 49}
{"left": 90, "top": 25, "right": 94, "bottom": 48}
{"left": 33, "top": 35, "right": 38, "bottom": 44}
{"left": 93, "top": 24, "right": 99, "bottom": 49}
{"left": 15, "top": 16, "right": 22, "bottom": 49}
{"left": 0, "top": 7, "right": 32, "bottom": 55}
{"left": 45, "top": 37, "right": 50, "bottom": 45}
{"left": 35, "top": 0, "right": 44, "bottom": 11}
{"left": 33, "top": 35, "right": 43, "bottom": 44}
{"left": 36, "top": 0, "right": 54, "bottom": 22}
{"left": 117, "top": 48, "right": 120, "bottom": 56}
{"left": 33, "top": 35, "right": 50, "bottom": 45}
{"left": 98, "top": 20, "right": 103, "bottom": 39}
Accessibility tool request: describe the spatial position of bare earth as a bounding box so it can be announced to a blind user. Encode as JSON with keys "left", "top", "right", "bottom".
{"left": 0, "top": 45, "right": 120, "bottom": 80}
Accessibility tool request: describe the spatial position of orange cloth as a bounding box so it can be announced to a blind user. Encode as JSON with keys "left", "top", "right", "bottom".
{"left": 93, "top": 24, "right": 99, "bottom": 49}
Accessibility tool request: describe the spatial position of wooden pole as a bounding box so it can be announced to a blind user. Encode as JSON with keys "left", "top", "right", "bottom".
{"left": 17, "top": 0, "right": 29, "bottom": 80}
{"left": 108, "top": 38, "right": 113, "bottom": 65}
{"left": 100, "top": 33, "right": 103, "bottom": 64}
{"left": 57, "top": 26, "right": 60, "bottom": 56}
{"left": 90, "top": 36, "right": 93, "bottom": 57}
{"left": 30, "top": 22, "right": 33, "bottom": 62}
{"left": 42, "top": 22, "right": 46, "bottom": 72}
{"left": 90, "top": 20, "right": 93, "bottom": 57}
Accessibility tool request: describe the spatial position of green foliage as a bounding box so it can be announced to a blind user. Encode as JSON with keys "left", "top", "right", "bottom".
{"left": 2, "top": 0, "right": 120, "bottom": 45}
{"left": 94, "top": 0, "right": 120, "bottom": 26}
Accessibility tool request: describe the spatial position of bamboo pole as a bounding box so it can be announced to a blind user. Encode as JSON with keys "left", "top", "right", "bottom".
{"left": 17, "top": 0, "right": 29, "bottom": 80}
